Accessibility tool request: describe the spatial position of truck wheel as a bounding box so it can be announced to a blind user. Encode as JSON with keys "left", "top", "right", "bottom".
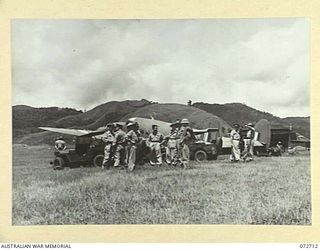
{"left": 194, "top": 150, "right": 208, "bottom": 162}
{"left": 93, "top": 154, "right": 104, "bottom": 168}
{"left": 54, "top": 157, "right": 65, "bottom": 170}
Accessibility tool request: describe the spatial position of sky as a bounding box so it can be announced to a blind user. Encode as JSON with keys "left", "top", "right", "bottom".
{"left": 11, "top": 19, "right": 309, "bottom": 118}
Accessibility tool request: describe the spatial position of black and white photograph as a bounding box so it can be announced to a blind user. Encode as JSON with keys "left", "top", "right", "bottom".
{"left": 12, "top": 18, "right": 310, "bottom": 225}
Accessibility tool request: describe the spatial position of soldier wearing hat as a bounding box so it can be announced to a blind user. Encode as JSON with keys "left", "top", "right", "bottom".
{"left": 164, "top": 120, "right": 180, "bottom": 165}
{"left": 177, "top": 118, "right": 194, "bottom": 168}
{"left": 125, "top": 121, "right": 139, "bottom": 171}
{"left": 230, "top": 123, "right": 241, "bottom": 162}
{"left": 242, "top": 122, "right": 255, "bottom": 162}
{"left": 101, "top": 123, "right": 115, "bottom": 169}
{"left": 148, "top": 124, "right": 164, "bottom": 166}
{"left": 55, "top": 136, "right": 66, "bottom": 152}
{"left": 113, "top": 123, "right": 127, "bottom": 168}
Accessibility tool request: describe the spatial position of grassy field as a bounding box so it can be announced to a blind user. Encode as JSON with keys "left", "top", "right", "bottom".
{"left": 12, "top": 144, "right": 311, "bottom": 225}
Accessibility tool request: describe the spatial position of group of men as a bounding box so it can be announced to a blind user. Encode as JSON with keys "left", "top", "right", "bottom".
{"left": 101, "top": 121, "right": 139, "bottom": 171}
{"left": 229, "top": 122, "right": 256, "bottom": 162}
{"left": 148, "top": 118, "right": 194, "bottom": 168}
{"left": 101, "top": 118, "right": 194, "bottom": 171}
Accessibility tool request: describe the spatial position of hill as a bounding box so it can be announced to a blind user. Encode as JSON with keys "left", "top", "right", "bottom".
{"left": 193, "top": 102, "right": 310, "bottom": 138}
{"left": 121, "top": 103, "right": 232, "bottom": 133}
{"left": 13, "top": 105, "right": 83, "bottom": 140}
{"left": 15, "top": 99, "right": 152, "bottom": 145}
{"left": 48, "top": 99, "right": 151, "bottom": 129}
{"left": 14, "top": 100, "right": 310, "bottom": 145}
{"left": 16, "top": 102, "right": 232, "bottom": 145}
{"left": 282, "top": 116, "right": 310, "bottom": 139}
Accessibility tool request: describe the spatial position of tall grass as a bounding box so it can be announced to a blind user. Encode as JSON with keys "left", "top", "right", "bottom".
{"left": 12, "top": 145, "right": 311, "bottom": 225}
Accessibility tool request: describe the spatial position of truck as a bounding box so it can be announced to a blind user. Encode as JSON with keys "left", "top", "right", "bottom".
{"left": 52, "top": 135, "right": 105, "bottom": 169}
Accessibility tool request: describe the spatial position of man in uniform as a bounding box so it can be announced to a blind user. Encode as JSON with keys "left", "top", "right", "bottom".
{"left": 148, "top": 124, "right": 164, "bottom": 166}
{"left": 113, "top": 123, "right": 127, "bottom": 168}
{"left": 177, "top": 118, "right": 194, "bottom": 168}
{"left": 242, "top": 122, "right": 255, "bottom": 162}
{"left": 101, "top": 123, "right": 115, "bottom": 169}
{"left": 55, "top": 136, "right": 66, "bottom": 152}
{"left": 125, "top": 121, "right": 139, "bottom": 171}
{"left": 230, "top": 123, "right": 241, "bottom": 162}
{"left": 164, "top": 121, "right": 179, "bottom": 165}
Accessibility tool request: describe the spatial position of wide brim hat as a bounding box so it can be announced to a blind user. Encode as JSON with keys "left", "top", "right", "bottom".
{"left": 181, "top": 118, "right": 190, "bottom": 124}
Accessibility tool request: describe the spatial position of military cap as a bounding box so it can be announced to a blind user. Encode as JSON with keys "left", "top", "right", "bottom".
{"left": 152, "top": 124, "right": 159, "bottom": 129}
{"left": 247, "top": 123, "right": 254, "bottom": 127}
{"left": 233, "top": 123, "right": 240, "bottom": 128}
{"left": 57, "top": 136, "right": 64, "bottom": 140}
{"left": 181, "top": 118, "right": 190, "bottom": 124}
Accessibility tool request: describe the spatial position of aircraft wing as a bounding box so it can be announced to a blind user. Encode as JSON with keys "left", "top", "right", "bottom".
{"left": 82, "top": 129, "right": 106, "bottom": 137}
{"left": 38, "top": 127, "right": 92, "bottom": 137}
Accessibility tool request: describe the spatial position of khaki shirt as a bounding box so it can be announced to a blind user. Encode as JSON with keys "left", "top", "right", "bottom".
{"left": 126, "top": 130, "right": 139, "bottom": 145}
{"left": 230, "top": 129, "right": 241, "bottom": 140}
{"left": 148, "top": 131, "right": 163, "bottom": 143}
{"left": 102, "top": 131, "right": 115, "bottom": 144}
{"left": 177, "top": 126, "right": 193, "bottom": 145}
{"left": 165, "top": 128, "right": 179, "bottom": 148}
{"left": 246, "top": 128, "right": 255, "bottom": 139}
{"left": 115, "top": 129, "right": 126, "bottom": 144}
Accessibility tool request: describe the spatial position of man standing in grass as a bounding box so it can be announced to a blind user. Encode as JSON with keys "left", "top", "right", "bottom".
{"left": 148, "top": 124, "right": 164, "bottom": 166}
{"left": 113, "top": 123, "right": 127, "bottom": 168}
{"left": 177, "top": 118, "right": 194, "bottom": 168}
{"left": 101, "top": 123, "right": 115, "bottom": 169}
{"left": 125, "top": 121, "right": 139, "bottom": 171}
{"left": 230, "top": 123, "right": 241, "bottom": 162}
{"left": 164, "top": 121, "right": 179, "bottom": 165}
{"left": 242, "top": 122, "right": 255, "bottom": 162}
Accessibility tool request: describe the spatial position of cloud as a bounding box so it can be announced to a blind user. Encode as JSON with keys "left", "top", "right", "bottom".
{"left": 12, "top": 18, "right": 309, "bottom": 117}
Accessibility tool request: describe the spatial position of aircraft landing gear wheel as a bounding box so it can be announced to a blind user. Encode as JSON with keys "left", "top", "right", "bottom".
{"left": 53, "top": 157, "right": 65, "bottom": 170}
{"left": 194, "top": 150, "right": 208, "bottom": 162}
{"left": 93, "top": 154, "right": 104, "bottom": 168}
